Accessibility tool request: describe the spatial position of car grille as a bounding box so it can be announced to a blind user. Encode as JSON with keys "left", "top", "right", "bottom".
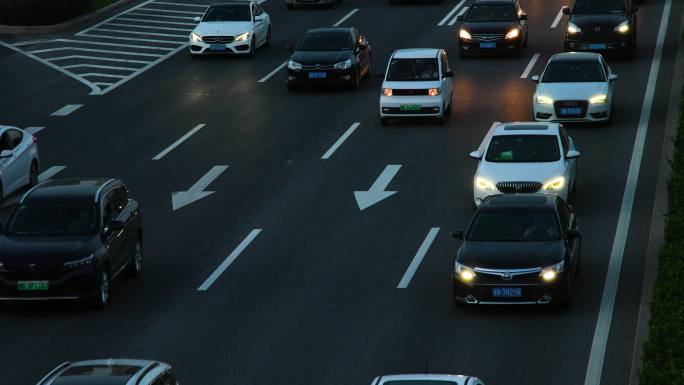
{"left": 383, "top": 107, "right": 440, "bottom": 115}
{"left": 472, "top": 33, "right": 504, "bottom": 41}
{"left": 202, "top": 36, "right": 234, "bottom": 44}
{"left": 474, "top": 267, "right": 542, "bottom": 284}
{"left": 496, "top": 181, "right": 542, "bottom": 193}
{"left": 0, "top": 264, "right": 70, "bottom": 281}
{"left": 392, "top": 89, "right": 430, "bottom": 96}
{"left": 554, "top": 100, "right": 588, "bottom": 118}
{"left": 581, "top": 27, "right": 616, "bottom": 42}
{"left": 301, "top": 64, "right": 335, "bottom": 70}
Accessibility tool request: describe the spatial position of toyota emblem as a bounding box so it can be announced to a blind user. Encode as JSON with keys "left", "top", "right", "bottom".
{"left": 501, "top": 272, "right": 513, "bottom": 281}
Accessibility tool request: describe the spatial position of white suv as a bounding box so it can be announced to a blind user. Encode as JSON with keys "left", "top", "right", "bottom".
{"left": 469, "top": 122, "right": 580, "bottom": 206}
{"left": 379, "top": 48, "right": 454, "bottom": 125}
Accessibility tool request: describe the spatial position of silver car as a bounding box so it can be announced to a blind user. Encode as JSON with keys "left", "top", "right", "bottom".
{"left": 0, "top": 125, "right": 39, "bottom": 201}
{"left": 36, "top": 359, "right": 179, "bottom": 385}
{"left": 371, "top": 374, "right": 486, "bottom": 385}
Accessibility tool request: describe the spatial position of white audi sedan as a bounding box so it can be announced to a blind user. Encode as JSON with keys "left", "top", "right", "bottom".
{"left": 0, "top": 126, "right": 39, "bottom": 201}
{"left": 470, "top": 122, "right": 579, "bottom": 207}
{"left": 189, "top": 1, "right": 271, "bottom": 57}
{"left": 370, "top": 374, "right": 486, "bottom": 385}
{"left": 531, "top": 52, "right": 618, "bottom": 124}
{"left": 379, "top": 48, "right": 454, "bottom": 125}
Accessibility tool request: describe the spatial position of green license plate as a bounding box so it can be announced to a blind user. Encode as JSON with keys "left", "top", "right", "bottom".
{"left": 400, "top": 104, "right": 421, "bottom": 111}
{"left": 17, "top": 281, "right": 49, "bottom": 291}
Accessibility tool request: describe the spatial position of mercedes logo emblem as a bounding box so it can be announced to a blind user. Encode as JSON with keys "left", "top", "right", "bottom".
{"left": 501, "top": 272, "right": 513, "bottom": 281}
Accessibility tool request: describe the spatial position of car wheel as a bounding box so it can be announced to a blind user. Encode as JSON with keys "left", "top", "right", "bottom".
{"left": 445, "top": 93, "right": 453, "bottom": 114}
{"left": 127, "top": 238, "right": 143, "bottom": 278}
{"left": 365, "top": 58, "right": 372, "bottom": 79}
{"left": 265, "top": 26, "right": 272, "bottom": 48}
{"left": 248, "top": 36, "right": 256, "bottom": 57}
{"left": 28, "top": 160, "right": 38, "bottom": 187}
{"left": 380, "top": 117, "right": 389, "bottom": 126}
{"left": 91, "top": 267, "right": 110, "bottom": 309}
{"left": 350, "top": 68, "right": 360, "bottom": 89}
{"left": 436, "top": 113, "right": 445, "bottom": 125}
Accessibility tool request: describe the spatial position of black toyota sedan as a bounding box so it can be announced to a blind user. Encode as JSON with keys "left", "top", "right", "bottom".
{"left": 452, "top": 194, "right": 581, "bottom": 306}
{"left": 457, "top": 0, "right": 528, "bottom": 57}
{"left": 0, "top": 178, "right": 143, "bottom": 308}
{"left": 563, "top": 0, "right": 637, "bottom": 56}
{"left": 286, "top": 27, "right": 372, "bottom": 90}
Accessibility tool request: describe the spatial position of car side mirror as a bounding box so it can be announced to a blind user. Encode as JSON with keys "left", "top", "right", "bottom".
{"left": 566, "top": 150, "right": 581, "bottom": 159}
{"left": 456, "top": 15, "right": 464, "bottom": 21}
{"left": 567, "top": 229, "right": 581, "bottom": 239}
{"left": 193, "top": 16, "right": 201, "bottom": 22}
{"left": 562, "top": 6, "right": 570, "bottom": 14}
{"left": 609, "top": 74, "right": 619, "bottom": 81}
{"left": 0, "top": 150, "right": 13, "bottom": 159}
{"left": 286, "top": 45, "right": 294, "bottom": 52}
{"left": 530, "top": 75, "right": 540, "bottom": 82}
{"left": 443, "top": 70, "right": 454, "bottom": 78}
{"left": 520, "top": 13, "right": 528, "bottom": 20}
{"left": 469, "top": 150, "right": 482, "bottom": 160}
{"left": 451, "top": 230, "right": 464, "bottom": 239}
{"left": 108, "top": 220, "right": 125, "bottom": 232}
{"left": 254, "top": 16, "right": 263, "bottom": 22}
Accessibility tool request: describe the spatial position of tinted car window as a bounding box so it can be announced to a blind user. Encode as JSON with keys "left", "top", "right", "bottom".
{"left": 485, "top": 135, "right": 561, "bottom": 162}
{"left": 53, "top": 365, "right": 142, "bottom": 385}
{"left": 557, "top": 199, "right": 570, "bottom": 229}
{"left": 542, "top": 61, "right": 606, "bottom": 82}
{"left": 572, "top": 0, "right": 626, "bottom": 14}
{"left": 202, "top": 5, "right": 250, "bottom": 22}
{"left": 387, "top": 58, "right": 439, "bottom": 81}
{"left": 296, "top": 33, "right": 352, "bottom": 51}
{"left": 7, "top": 129, "right": 22, "bottom": 148}
{"left": 5, "top": 203, "right": 97, "bottom": 236}
{"left": 108, "top": 187, "right": 129, "bottom": 215}
{"left": 466, "top": 4, "right": 517, "bottom": 21}
{"left": 468, "top": 209, "right": 561, "bottom": 242}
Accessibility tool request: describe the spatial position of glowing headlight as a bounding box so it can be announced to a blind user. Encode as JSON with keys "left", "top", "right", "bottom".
{"left": 536, "top": 95, "right": 553, "bottom": 104}
{"left": 235, "top": 32, "right": 250, "bottom": 42}
{"left": 190, "top": 32, "right": 202, "bottom": 42}
{"left": 383, "top": 88, "right": 393, "bottom": 97}
{"left": 615, "top": 21, "right": 630, "bottom": 34}
{"left": 540, "top": 261, "right": 565, "bottom": 282}
{"left": 567, "top": 22, "right": 581, "bottom": 34}
{"left": 287, "top": 60, "right": 302, "bottom": 70}
{"left": 64, "top": 254, "right": 94, "bottom": 269}
{"left": 455, "top": 262, "right": 476, "bottom": 282}
{"left": 542, "top": 176, "right": 565, "bottom": 191}
{"left": 475, "top": 177, "right": 496, "bottom": 191}
{"left": 459, "top": 29, "right": 472, "bottom": 41}
{"left": 505, "top": 28, "right": 520, "bottom": 40}
{"left": 589, "top": 94, "right": 607, "bottom": 104}
{"left": 334, "top": 59, "right": 352, "bottom": 70}
{"left": 428, "top": 88, "right": 441, "bottom": 96}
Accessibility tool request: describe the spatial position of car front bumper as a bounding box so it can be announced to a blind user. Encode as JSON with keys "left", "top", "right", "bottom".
{"left": 564, "top": 33, "right": 634, "bottom": 52}
{"left": 533, "top": 99, "right": 611, "bottom": 122}
{"left": 473, "top": 186, "right": 568, "bottom": 207}
{"left": 189, "top": 38, "right": 252, "bottom": 55}
{"left": 379, "top": 95, "right": 444, "bottom": 118}
{"left": 0, "top": 267, "right": 97, "bottom": 301}
{"left": 287, "top": 67, "right": 355, "bottom": 86}
{"left": 453, "top": 271, "right": 570, "bottom": 305}
{"left": 459, "top": 37, "right": 522, "bottom": 55}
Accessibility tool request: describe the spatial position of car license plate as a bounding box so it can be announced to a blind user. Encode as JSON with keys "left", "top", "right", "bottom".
{"left": 400, "top": 104, "right": 421, "bottom": 111}
{"left": 209, "top": 44, "right": 225, "bottom": 51}
{"left": 491, "top": 287, "right": 522, "bottom": 298}
{"left": 308, "top": 72, "right": 327, "bottom": 79}
{"left": 480, "top": 42, "right": 496, "bottom": 49}
{"left": 588, "top": 43, "right": 606, "bottom": 50}
{"left": 561, "top": 107, "right": 582, "bottom": 115}
{"left": 17, "top": 280, "right": 49, "bottom": 291}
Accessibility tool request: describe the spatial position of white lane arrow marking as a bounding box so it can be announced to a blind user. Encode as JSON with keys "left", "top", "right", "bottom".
{"left": 172, "top": 165, "right": 228, "bottom": 211}
{"left": 354, "top": 165, "right": 401, "bottom": 211}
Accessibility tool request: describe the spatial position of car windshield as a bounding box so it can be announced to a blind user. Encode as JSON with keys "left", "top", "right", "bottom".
{"left": 384, "top": 382, "right": 455, "bottom": 385}
{"left": 53, "top": 365, "right": 142, "bottom": 385}
{"left": 5, "top": 203, "right": 97, "bottom": 236}
{"left": 466, "top": 4, "right": 518, "bottom": 21}
{"left": 386, "top": 58, "right": 439, "bottom": 81}
{"left": 468, "top": 209, "right": 561, "bottom": 242}
{"left": 542, "top": 60, "right": 605, "bottom": 82}
{"left": 485, "top": 135, "right": 560, "bottom": 162}
{"left": 202, "top": 5, "right": 251, "bottom": 22}
{"left": 296, "top": 33, "right": 352, "bottom": 51}
{"left": 572, "top": 0, "right": 626, "bottom": 14}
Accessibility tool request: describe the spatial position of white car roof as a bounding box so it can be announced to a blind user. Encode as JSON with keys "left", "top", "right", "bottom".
{"left": 491, "top": 121, "right": 560, "bottom": 136}
{"left": 550, "top": 51, "right": 602, "bottom": 62}
{"left": 392, "top": 48, "right": 441, "bottom": 59}
{"left": 375, "top": 373, "right": 480, "bottom": 385}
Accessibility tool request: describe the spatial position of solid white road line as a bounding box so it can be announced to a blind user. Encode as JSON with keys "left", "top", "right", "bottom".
{"left": 197, "top": 229, "right": 262, "bottom": 291}
{"left": 77, "top": 0, "right": 154, "bottom": 36}
{"left": 91, "top": 28, "right": 188, "bottom": 38}
{"left": 583, "top": 1, "right": 672, "bottom": 385}
{"left": 47, "top": 55, "right": 150, "bottom": 64}
{"left": 520, "top": 53, "right": 540, "bottom": 79}
{"left": 49, "top": 38, "right": 175, "bottom": 50}
{"left": 551, "top": 8, "right": 564, "bottom": 28}
{"left": 38, "top": 166, "right": 66, "bottom": 182}
{"left": 398, "top": 228, "right": 441, "bottom": 288}
{"left": 153, "top": 123, "right": 205, "bottom": 160}
{"left": 63, "top": 63, "right": 138, "bottom": 71}
{"left": 50, "top": 104, "right": 83, "bottom": 116}
{"left": 93, "top": 82, "right": 114, "bottom": 87}
{"left": 438, "top": 0, "right": 466, "bottom": 26}
{"left": 30, "top": 47, "right": 163, "bottom": 57}
{"left": 332, "top": 8, "right": 359, "bottom": 27}
{"left": 81, "top": 73, "right": 128, "bottom": 79}
{"left": 258, "top": 60, "right": 287, "bottom": 83}
{"left": 448, "top": 1, "right": 469, "bottom": 25}
{"left": 152, "top": 1, "right": 208, "bottom": 7}
{"left": 116, "top": 17, "right": 196, "bottom": 26}
{"left": 127, "top": 12, "right": 196, "bottom": 20}
{"left": 136, "top": 7, "right": 204, "bottom": 15}
{"left": 105, "top": 22, "right": 192, "bottom": 32}
{"left": 321, "top": 122, "right": 360, "bottom": 159}
{"left": 25, "top": 127, "right": 45, "bottom": 135}
{"left": 80, "top": 33, "right": 185, "bottom": 45}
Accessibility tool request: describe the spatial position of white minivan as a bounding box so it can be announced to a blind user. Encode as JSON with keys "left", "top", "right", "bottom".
{"left": 379, "top": 48, "right": 454, "bottom": 125}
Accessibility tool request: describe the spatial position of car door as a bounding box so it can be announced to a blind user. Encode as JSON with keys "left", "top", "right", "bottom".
{"left": 557, "top": 197, "right": 579, "bottom": 272}
{"left": 440, "top": 50, "right": 453, "bottom": 105}
{"left": 252, "top": 3, "right": 267, "bottom": 44}
{"left": 558, "top": 126, "right": 576, "bottom": 188}
{"left": 7, "top": 129, "right": 31, "bottom": 192}
{"left": 601, "top": 57, "right": 615, "bottom": 101}
{"left": 101, "top": 188, "right": 128, "bottom": 276}
{"left": 354, "top": 30, "right": 370, "bottom": 75}
{"left": 0, "top": 129, "right": 25, "bottom": 195}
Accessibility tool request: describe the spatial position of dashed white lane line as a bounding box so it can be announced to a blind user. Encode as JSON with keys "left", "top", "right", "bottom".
{"left": 332, "top": 8, "right": 359, "bottom": 27}
{"left": 152, "top": 123, "right": 205, "bottom": 160}
{"left": 438, "top": 0, "right": 467, "bottom": 26}
{"left": 550, "top": 7, "right": 564, "bottom": 28}
{"left": 583, "top": 0, "right": 672, "bottom": 384}
{"left": 258, "top": 61, "right": 287, "bottom": 83}
{"left": 50, "top": 104, "right": 83, "bottom": 116}
{"left": 38, "top": 166, "right": 67, "bottom": 182}
{"left": 25, "top": 127, "right": 45, "bottom": 135}
{"left": 197, "top": 229, "right": 262, "bottom": 291}
{"left": 520, "top": 53, "right": 540, "bottom": 79}
{"left": 321, "top": 122, "right": 360, "bottom": 160}
{"left": 397, "top": 228, "right": 441, "bottom": 288}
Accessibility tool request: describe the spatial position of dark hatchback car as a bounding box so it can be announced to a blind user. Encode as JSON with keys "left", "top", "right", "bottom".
{"left": 563, "top": 0, "right": 637, "bottom": 56}
{"left": 286, "top": 27, "right": 372, "bottom": 90}
{"left": 457, "top": 0, "right": 528, "bottom": 57}
{"left": 0, "top": 178, "right": 143, "bottom": 308}
{"left": 452, "top": 194, "right": 581, "bottom": 306}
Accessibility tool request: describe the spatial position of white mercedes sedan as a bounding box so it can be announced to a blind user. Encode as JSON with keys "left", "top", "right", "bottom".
{"left": 531, "top": 52, "right": 618, "bottom": 124}
{"left": 0, "top": 125, "right": 39, "bottom": 201}
{"left": 469, "top": 122, "right": 580, "bottom": 207}
{"left": 189, "top": 1, "right": 271, "bottom": 57}
{"left": 370, "top": 374, "right": 486, "bottom": 385}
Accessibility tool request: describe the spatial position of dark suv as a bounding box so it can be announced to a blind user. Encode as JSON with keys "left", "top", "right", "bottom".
{"left": 0, "top": 178, "right": 143, "bottom": 308}
{"left": 563, "top": 0, "right": 637, "bottom": 56}
{"left": 452, "top": 194, "right": 581, "bottom": 306}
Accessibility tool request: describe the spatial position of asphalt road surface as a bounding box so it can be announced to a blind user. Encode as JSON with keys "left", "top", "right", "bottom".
{"left": 0, "top": 0, "right": 681, "bottom": 384}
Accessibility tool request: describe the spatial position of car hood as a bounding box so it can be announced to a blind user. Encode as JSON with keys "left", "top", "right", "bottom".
{"left": 291, "top": 50, "right": 353, "bottom": 66}
{"left": 477, "top": 160, "right": 564, "bottom": 184}
{"left": 570, "top": 14, "right": 627, "bottom": 28}
{"left": 381, "top": 80, "right": 442, "bottom": 89}
{"left": 461, "top": 20, "right": 519, "bottom": 34}
{"left": 0, "top": 235, "right": 96, "bottom": 267}
{"left": 458, "top": 241, "right": 564, "bottom": 269}
{"left": 193, "top": 21, "right": 253, "bottom": 37}
{"left": 536, "top": 82, "right": 608, "bottom": 101}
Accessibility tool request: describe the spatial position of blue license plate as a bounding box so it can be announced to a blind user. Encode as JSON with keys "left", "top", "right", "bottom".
{"left": 492, "top": 287, "right": 522, "bottom": 298}
{"left": 209, "top": 44, "right": 225, "bottom": 51}
{"left": 561, "top": 107, "right": 582, "bottom": 115}
{"left": 588, "top": 43, "right": 606, "bottom": 50}
{"left": 480, "top": 42, "right": 496, "bottom": 49}
{"left": 308, "top": 72, "right": 327, "bottom": 79}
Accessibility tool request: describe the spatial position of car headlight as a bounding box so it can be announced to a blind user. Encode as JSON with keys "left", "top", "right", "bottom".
{"left": 540, "top": 261, "right": 565, "bottom": 282}
{"left": 475, "top": 177, "right": 496, "bottom": 191}
{"left": 428, "top": 88, "right": 441, "bottom": 96}
{"left": 505, "top": 28, "right": 520, "bottom": 40}
{"left": 589, "top": 94, "right": 607, "bottom": 104}
{"left": 455, "top": 262, "right": 476, "bottom": 282}
{"left": 567, "top": 22, "right": 581, "bottom": 34}
{"left": 190, "top": 32, "right": 202, "bottom": 42}
{"left": 235, "top": 32, "right": 250, "bottom": 42}
{"left": 287, "top": 60, "right": 302, "bottom": 70}
{"left": 542, "top": 176, "right": 565, "bottom": 190}
{"left": 615, "top": 21, "right": 630, "bottom": 34}
{"left": 64, "top": 254, "right": 94, "bottom": 269}
{"left": 333, "top": 59, "right": 352, "bottom": 70}
{"left": 383, "top": 88, "right": 393, "bottom": 97}
{"left": 459, "top": 29, "right": 472, "bottom": 41}
{"left": 536, "top": 95, "right": 553, "bottom": 104}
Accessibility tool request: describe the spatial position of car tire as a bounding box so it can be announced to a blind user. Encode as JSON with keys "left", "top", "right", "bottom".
{"left": 445, "top": 93, "right": 453, "bottom": 115}
{"left": 365, "top": 58, "right": 372, "bottom": 79}
{"left": 126, "top": 238, "right": 143, "bottom": 278}
{"left": 436, "top": 113, "right": 445, "bottom": 125}
{"left": 248, "top": 36, "right": 256, "bottom": 57}
{"left": 91, "top": 266, "right": 111, "bottom": 309}
{"left": 380, "top": 117, "right": 389, "bottom": 126}
{"left": 28, "top": 160, "right": 38, "bottom": 188}
{"left": 265, "top": 27, "right": 272, "bottom": 48}
{"left": 349, "top": 68, "right": 360, "bottom": 89}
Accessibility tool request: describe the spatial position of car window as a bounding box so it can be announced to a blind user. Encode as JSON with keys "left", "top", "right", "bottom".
{"left": 466, "top": 4, "right": 518, "bottom": 21}
{"left": 0, "top": 131, "right": 12, "bottom": 151}
{"left": 557, "top": 198, "right": 571, "bottom": 229}
{"left": 572, "top": 0, "right": 626, "bottom": 14}
{"left": 202, "top": 4, "right": 251, "bottom": 22}
{"left": 7, "top": 129, "right": 23, "bottom": 149}
{"left": 152, "top": 372, "right": 176, "bottom": 385}
{"left": 467, "top": 209, "right": 561, "bottom": 242}
{"left": 485, "top": 135, "right": 561, "bottom": 162}
{"left": 296, "top": 33, "right": 352, "bottom": 51}
{"left": 542, "top": 60, "right": 606, "bottom": 83}
{"left": 109, "top": 186, "right": 129, "bottom": 214}
{"left": 5, "top": 203, "right": 97, "bottom": 236}
{"left": 386, "top": 58, "right": 439, "bottom": 81}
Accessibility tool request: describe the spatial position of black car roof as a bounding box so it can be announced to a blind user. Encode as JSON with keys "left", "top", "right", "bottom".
{"left": 480, "top": 194, "right": 556, "bottom": 210}
{"left": 305, "top": 27, "right": 353, "bottom": 34}
{"left": 21, "top": 178, "right": 117, "bottom": 205}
